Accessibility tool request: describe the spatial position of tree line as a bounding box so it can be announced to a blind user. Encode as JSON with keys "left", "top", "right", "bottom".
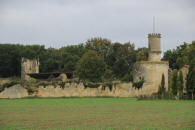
{"left": 0, "top": 38, "right": 148, "bottom": 81}
{"left": 162, "top": 41, "right": 195, "bottom": 99}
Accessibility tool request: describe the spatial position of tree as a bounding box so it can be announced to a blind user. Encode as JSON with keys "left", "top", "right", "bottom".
{"left": 158, "top": 74, "right": 166, "bottom": 97}
{"left": 169, "top": 69, "right": 178, "bottom": 96}
{"left": 85, "top": 37, "right": 112, "bottom": 59}
{"left": 102, "top": 66, "right": 114, "bottom": 82}
{"left": 108, "top": 42, "right": 136, "bottom": 79}
{"left": 177, "top": 71, "right": 184, "bottom": 98}
{"left": 76, "top": 50, "right": 106, "bottom": 82}
{"left": 158, "top": 74, "right": 165, "bottom": 98}
{"left": 136, "top": 47, "right": 149, "bottom": 61}
{"left": 186, "top": 62, "right": 195, "bottom": 100}
{"left": 163, "top": 50, "right": 178, "bottom": 69}
{"left": 161, "top": 73, "right": 165, "bottom": 94}
{"left": 186, "top": 42, "right": 195, "bottom": 99}
{"left": 162, "top": 42, "right": 193, "bottom": 70}
{"left": 121, "top": 72, "right": 133, "bottom": 82}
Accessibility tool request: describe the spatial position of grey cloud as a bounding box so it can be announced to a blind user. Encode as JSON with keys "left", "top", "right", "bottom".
{"left": 0, "top": 0, "right": 194, "bottom": 51}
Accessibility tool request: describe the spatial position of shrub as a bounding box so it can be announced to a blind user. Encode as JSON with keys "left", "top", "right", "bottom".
{"left": 133, "top": 77, "right": 144, "bottom": 90}
{"left": 59, "top": 82, "right": 66, "bottom": 89}
{"left": 26, "top": 87, "right": 36, "bottom": 95}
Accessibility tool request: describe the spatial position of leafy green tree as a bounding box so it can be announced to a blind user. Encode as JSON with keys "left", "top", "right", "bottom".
{"left": 163, "top": 50, "right": 178, "bottom": 69}
{"left": 59, "top": 45, "right": 86, "bottom": 73}
{"left": 186, "top": 62, "right": 195, "bottom": 100}
{"left": 108, "top": 42, "right": 136, "bottom": 78}
{"left": 136, "top": 47, "right": 149, "bottom": 61}
{"left": 161, "top": 73, "right": 165, "bottom": 93}
{"left": 102, "top": 67, "right": 114, "bottom": 82}
{"left": 158, "top": 73, "right": 165, "bottom": 98}
{"left": 0, "top": 44, "right": 21, "bottom": 77}
{"left": 85, "top": 37, "right": 112, "bottom": 59}
{"left": 76, "top": 50, "right": 106, "bottom": 82}
{"left": 163, "top": 42, "right": 194, "bottom": 69}
{"left": 39, "top": 48, "right": 60, "bottom": 73}
{"left": 170, "top": 69, "right": 178, "bottom": 96}
{"left": 186, "top": 42, "right": 195, "bottom": 99}
{"left": 121, "top": 72, "right": 133, "bottom": 82}
{"left": 177, "top": 71, "right": 184, "bottom": 98}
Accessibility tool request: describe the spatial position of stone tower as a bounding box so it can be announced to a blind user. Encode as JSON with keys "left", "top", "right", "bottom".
{"left": 21, "top": 58, "right": 39, "bottom": 82}
{"left": 148, "top": 33, "right": 161, "bottom": 61}
{"left": 133, "top": 33, "right": 169, "bottom": 96}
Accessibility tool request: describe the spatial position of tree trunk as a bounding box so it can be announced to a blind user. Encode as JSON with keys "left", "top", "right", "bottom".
{"left": 192, "top": 93, "right": 194, "bottom": 100}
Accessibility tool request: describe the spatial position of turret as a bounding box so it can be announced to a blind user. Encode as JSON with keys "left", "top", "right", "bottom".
{"left": 148, "top": 33, "right": 161, "bottom": 61}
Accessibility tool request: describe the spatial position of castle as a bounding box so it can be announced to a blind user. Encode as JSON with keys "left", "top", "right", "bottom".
{"left": 0, "top": 33, "right": 171, "bottom": 98}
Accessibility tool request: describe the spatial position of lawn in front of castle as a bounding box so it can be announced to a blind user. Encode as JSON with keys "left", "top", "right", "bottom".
{"left": 0, "top": 98, "right": 194, "bottom": 129}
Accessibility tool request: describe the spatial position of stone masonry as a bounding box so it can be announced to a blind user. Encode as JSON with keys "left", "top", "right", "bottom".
{"left": 21, "top": 58, "right": 39, "bottom": 82}
{"left": 133, "top": 33, "right": 169, "bottom": 93}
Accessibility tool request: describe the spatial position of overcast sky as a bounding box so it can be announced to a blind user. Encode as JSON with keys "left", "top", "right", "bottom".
{"left": 0, "top": 0, "right": 194, "bottom": 53}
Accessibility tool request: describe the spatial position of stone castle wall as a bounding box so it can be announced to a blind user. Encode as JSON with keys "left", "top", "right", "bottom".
{"left": 0, "top": 84, "right": 28, "bottom": 98}
{"left": 0, "top": 82, "right": 160, "bottom": 98}
{"left": 133, "top": 61, "right": 169, "bottom": 93}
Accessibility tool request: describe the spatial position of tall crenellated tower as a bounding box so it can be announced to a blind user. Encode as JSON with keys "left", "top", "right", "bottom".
{"left": 148, "top": 33, "right": 161, "bottom": 61}
{"left": 133, "top": 33, "right": 169, "bottom": 96}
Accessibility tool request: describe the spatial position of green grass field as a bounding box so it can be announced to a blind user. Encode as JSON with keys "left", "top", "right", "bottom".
{"left": 0, "top": 98, "right": 195, "bottom": 130}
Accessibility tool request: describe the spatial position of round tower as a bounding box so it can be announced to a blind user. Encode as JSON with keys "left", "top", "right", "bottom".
{"left": 148, "top": 33, "right": 161, "bottom": 61}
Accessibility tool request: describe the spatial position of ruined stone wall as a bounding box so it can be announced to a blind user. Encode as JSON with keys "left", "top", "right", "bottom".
{"left": 35, "top": 82, "right": 155, "bottom": 97}
{"left": 133, "top": 61, "right": 169, "bottom": 93}
{"left": 0, "top": 84, "right": 28, "bottom": 98}
{"left": 0, "top": 82, "right": 161, "bottom": 98}
{"left": 21, "top": 58, "right": 39, "bottom": 82}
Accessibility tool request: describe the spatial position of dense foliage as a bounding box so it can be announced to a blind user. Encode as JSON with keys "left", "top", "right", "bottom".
{"left": 163, "top": 41, "right": 195, "bottom": 99}
{"left": 177, "top": 71, "right": 184, "bottom": 98}
{"left": 0, "top": 38, "right": 145, "bottom": 82}
{"left": 186, "top": 64, "right": 195, "bottom": 99}
{"left": 169, "top": 69, "right": 178, "bottom": 96}
{"left": 163, "top": 41, "right": 195, "bottom": 70}
{"left": 76, "top": 50, "right": 106, "bottom": 82}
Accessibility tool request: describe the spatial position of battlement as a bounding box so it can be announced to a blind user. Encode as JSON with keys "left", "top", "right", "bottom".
{"left": 148, "top": 33, "right": 161, "bottom": 38}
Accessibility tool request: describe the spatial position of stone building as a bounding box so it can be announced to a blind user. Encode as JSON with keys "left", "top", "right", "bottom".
{"left": 21, "top": 58, "right": 39, "bottom": 82}
{"left": 133, "top": 33, "right": 169, "bottom": 94}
